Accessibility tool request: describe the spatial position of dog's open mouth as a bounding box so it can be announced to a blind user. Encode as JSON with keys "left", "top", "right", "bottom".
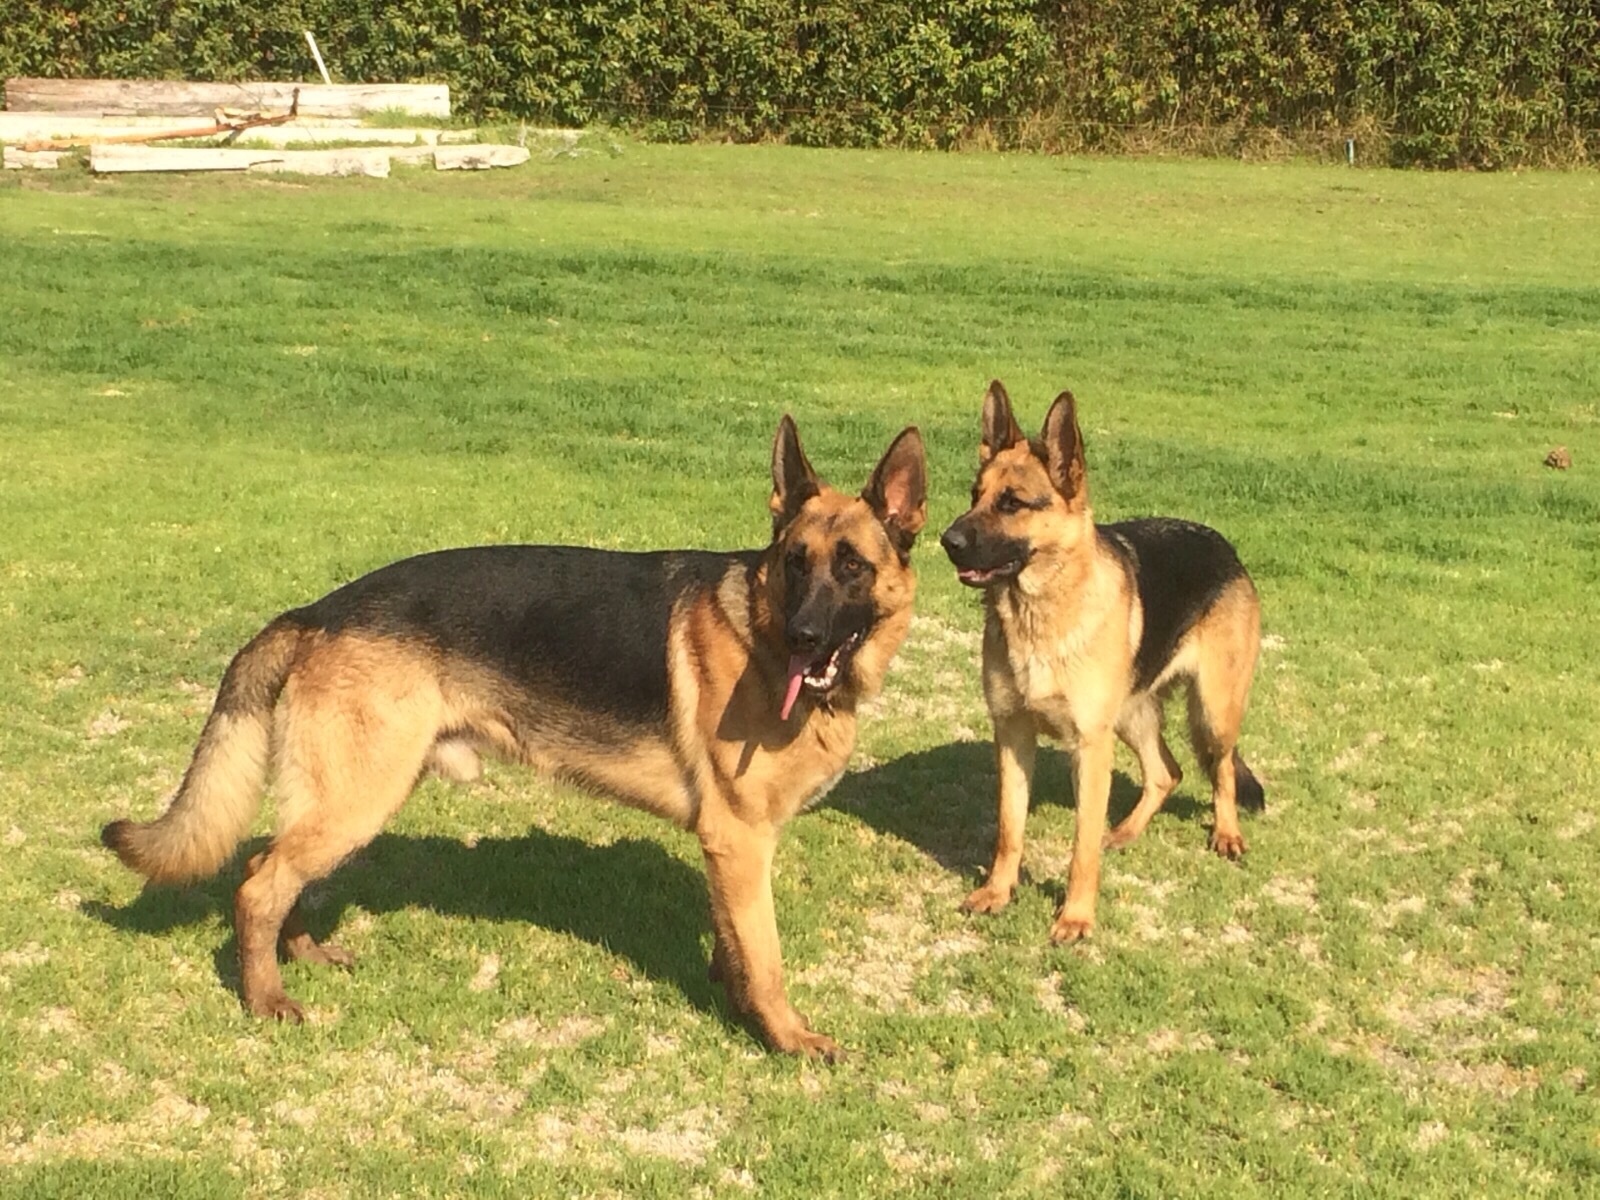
{"left": 955, "top": 560, "right": 1024, "bottom": 587}
{"left": 780, "top": 631, "right": 864, "bottom": 720}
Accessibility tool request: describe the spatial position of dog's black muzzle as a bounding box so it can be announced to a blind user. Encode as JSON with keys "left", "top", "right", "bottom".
{"left": 941, "top": 517, "right": 1028, "bottom": 587}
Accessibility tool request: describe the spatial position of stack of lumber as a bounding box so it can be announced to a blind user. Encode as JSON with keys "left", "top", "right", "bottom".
{"left": 80, "top": 142, "right": 534, "bottom": 177}
{"left": 4, "top": 78, "right": 449, "bottom": 118}
{"left": 2, "top": 77, "right": 536, "bottom": 175}
{"left": 0, "top": 113, "right": 469, "bottom": 147}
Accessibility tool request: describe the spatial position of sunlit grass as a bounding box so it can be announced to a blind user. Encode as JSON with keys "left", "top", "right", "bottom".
{"left": 1, "top": 146, "right": 1596, "bottom": 1196}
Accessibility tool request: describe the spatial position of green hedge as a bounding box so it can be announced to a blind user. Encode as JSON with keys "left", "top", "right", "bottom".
{"left": 3, "top": 0, "right": 1597, "bottom": 165}
{"left": 1054, "top": 0, "right": 1600, "bottom": 167}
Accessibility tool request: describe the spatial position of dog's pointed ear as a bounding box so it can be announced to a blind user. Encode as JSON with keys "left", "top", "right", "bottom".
{"left": 863, "top": 426, "right": 927, "bottom": 561}
{"left": 980, "top": 380, "right": 1024, "bottom": 464}
{"left": 770, "top": 414, "right": 821, "bottom": 533}
{"left": 1041, "top": 390, "right": 1088, "bottom": 503}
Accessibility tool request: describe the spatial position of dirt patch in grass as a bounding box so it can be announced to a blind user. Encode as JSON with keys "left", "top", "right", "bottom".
{"left": 1383, "top": 964, "right": 1511, "bottom": 1044}
{"left": 1, "top": 1081, "right": 209, "bottom": 1167}
{"left": 1330, "top": 730, "right": 1386, "bottom": 773}
{"left": 1357, "top": 1038, "right": 1537, "bottom": 1099}
{"left": 469, "top": 953, "right": 501, "bottom": 992}
{"left": 880, "top": 1129, "right": 955, "bottom": 1176}
{"left": 503, "top": 1097, "right": 728, "bottom": 1172}
{"left": 863, "top": 614, "right": 985, "bottom": 739}
{"left": 496, "top": 1013, "right": 609, "bottom": 1049}
{"left": 23, "top": 1005, "right": 84, "bottom": 1038}
{"left": 616, "top": 1104, "right": 724, "bottom": 1164}
{"left": 1035, "top": 971, "right": 1089, "bottom": 1030}
{"left": 86, "top": 710, "right": 130, "bottom": 739}
{"left": 1321, "top": 960, "right": 1545, "bottom": 1099}
{"left": 1145, "top": 1028, "right": 1217, "bottom": 1056}
{"left": 0, "top": 942, "right": 50, "bottom": 977}
{"left": 794, "top": 883, "right": 986, "bottom": 1014}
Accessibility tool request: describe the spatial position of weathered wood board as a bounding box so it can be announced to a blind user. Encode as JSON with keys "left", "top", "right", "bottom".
{"left": 0, "top": 116, "right": 454, "bottom": 148}
{"left": 0, "top": 113, "right": 365, "bottom": 138}
{"left": 2, "top": 146, "right": 64, "bottom": 169}
{"left": 249, "top": 148, "right": 392, "bottom": 177}
{"left": 5, "top": 79, "right": 450, "bottom": 118}
{"left": 433, "top": 144, "right": 531, "bottom": 170}
{"left": 90, "top": 144, "right": 393, "bottom": 177}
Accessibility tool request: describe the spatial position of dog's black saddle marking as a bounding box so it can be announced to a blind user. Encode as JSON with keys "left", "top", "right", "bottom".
{"left": 1099, "top": 519, "right": 1248, "bottom": 694}
{"left": 287, "top": 545, "right": 763, "bottom": 728}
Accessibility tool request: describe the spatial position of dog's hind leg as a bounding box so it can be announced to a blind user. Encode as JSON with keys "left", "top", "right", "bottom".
{"left": 235, "top": 842, "right": 324, "bottom": 1022}
{"left": 235, "top": 645, "right": 440, "bottom": 1021}
{"left": 244, "top": 850, "right": 354, "bottom": 969}
{"left": 1104, "top": 693, "right": 1182, "bottom": 851}
{"left": 1187, "top": 582, "right": 1261, "bottom": 860}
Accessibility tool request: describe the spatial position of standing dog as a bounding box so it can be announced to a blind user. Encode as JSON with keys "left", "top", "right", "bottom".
{"left": 102, "top": 416, "right": 926, "bottom": 1059}
{"left": 940, "top": 382, "right": 1262, "bottom": 943}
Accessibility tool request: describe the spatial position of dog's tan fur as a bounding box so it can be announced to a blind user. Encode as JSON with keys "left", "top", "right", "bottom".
{"left": 104, "top": 420, "right": 925, "bottom": 1059}
{"left": 946, "top": 382, "right": 1261, "bottom": 943}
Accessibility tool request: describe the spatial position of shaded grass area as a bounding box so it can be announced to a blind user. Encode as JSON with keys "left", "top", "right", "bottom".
{"left": 1, "top": 147, "right": 1597, "bottom": 1196}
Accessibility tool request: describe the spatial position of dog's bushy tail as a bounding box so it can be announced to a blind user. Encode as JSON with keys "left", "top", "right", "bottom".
{"left": 101, "top": 619, "right": 301, "bottom": 885}
{"left": 1233, "top": 750, "right": 1266, "bottom": 811}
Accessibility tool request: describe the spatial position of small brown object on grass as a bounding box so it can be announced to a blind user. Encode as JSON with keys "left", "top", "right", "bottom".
{"left": 1544, "top": 446, "right": 1572, "bottom": 470}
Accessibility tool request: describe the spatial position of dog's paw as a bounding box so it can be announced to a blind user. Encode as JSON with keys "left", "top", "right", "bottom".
{"left": 1049, "top": 915, "right": 1094, "bottom": 944}
{"left": 305, "top": 942, "right": 356, "bottom": 970}
{"left": 1102, "top": 824, "right": 1141, "bottom": 852}
{"left": 788, "top": 1028, "right": 845, "bottom": 1063}
{"left": 1209, "top": 830, "right": 1247, "bottom": 860}
{"left": 961, "top": 884, "right": 1013, "bottom": 915}
{"left": 762, "top": 1009, "right": 844, "bottom": 1061}
{"left": 250, "top": 991, "right": 306, "bottom": 1023}
{"left": 282, "top": 934, "right": 355, "bottom": 970}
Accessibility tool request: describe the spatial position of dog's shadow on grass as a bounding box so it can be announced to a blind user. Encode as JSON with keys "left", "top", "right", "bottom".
{"left": 84, "top": 743, "right": 1221, "bottom": 1018}
{"left": 828, "top": 740, "right": 1209, "bottom": 880}
{"left": 86, "top": 829, "right": 723, "bottom": 1020}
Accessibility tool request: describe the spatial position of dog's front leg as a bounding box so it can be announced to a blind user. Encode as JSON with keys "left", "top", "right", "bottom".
{"left": 699, "top": 817, "right": 841, "bottom": 1061}
{"left": 963, "top": 711, "right": 1036, "bottom": 914}
{"left": 1051, "top": 731, "right": 1114, "bottom": 943}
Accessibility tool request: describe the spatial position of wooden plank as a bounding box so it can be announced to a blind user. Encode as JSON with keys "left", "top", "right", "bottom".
{"left": 0, "top": 113, "right": 363, "bottom": 139}
{"left": 12, "top": 123, "right": 445, "bottom": 148}
{"left": 5, "top": 79, "right": 450, "bottom": 118}
{"left": 0, "top": 114, "right": 472, "bottom": 149}
{"left": 91, "top": 144, "right": 393, "bottom": 177}
{"left": 229, "top": 126, "right": 443, "bottom": 147}
{"left": 249, "top": 149, "right": 391, "bottom": 178}
{"left": 433, "top": 144, "right": 531, "bottom": 171}
{"left": 92, "top": 145, "right": 281, "bottom": 172}
{"left": 2, "top": 146, "right": 64, "bottom": 169}
{"left": 387, "top": 145, "right": 438, "bottom": 164}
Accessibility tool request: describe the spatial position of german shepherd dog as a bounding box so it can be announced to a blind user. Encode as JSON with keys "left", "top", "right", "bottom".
{"left": 940, "top": 382, "right": 1262, "bottom": 943}
{"left": 102, "top": 417, "right": 926, "bottom": 1059}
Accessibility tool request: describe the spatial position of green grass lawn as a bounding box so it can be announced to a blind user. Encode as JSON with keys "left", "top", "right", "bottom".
{"left": 1, "top": 147, "right": 1597, "bottom": 1197}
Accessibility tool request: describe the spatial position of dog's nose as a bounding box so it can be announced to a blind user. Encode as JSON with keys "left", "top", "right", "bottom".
{"left": 940, "top": 523, "right": 971, "bottom": 557}
{"left": 786, "top": 619, "right": 825, "bottom": 655}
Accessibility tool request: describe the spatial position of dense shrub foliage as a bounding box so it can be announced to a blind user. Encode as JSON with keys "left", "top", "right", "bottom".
{"left": 2, "top": 0, "right": 1597, "bottom": 165}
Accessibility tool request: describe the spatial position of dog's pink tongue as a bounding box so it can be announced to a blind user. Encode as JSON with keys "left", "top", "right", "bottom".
{"left": 780, "top": 654, "right": 810, "bottom": 721}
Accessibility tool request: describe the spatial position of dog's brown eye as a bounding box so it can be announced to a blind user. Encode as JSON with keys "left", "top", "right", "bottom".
{"left": 995, "top": 491, "right": 1024, "bottom": 515}
{"left": 840, "top": 555, "right": 864, "bottom": 575}
{"left": 786, "top": 548, "right": 807, "bottom": 573}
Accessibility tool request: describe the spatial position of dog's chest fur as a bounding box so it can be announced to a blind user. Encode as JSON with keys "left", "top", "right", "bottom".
{"left": 981, "top": 553, "right": 1136, "bottom": 744}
